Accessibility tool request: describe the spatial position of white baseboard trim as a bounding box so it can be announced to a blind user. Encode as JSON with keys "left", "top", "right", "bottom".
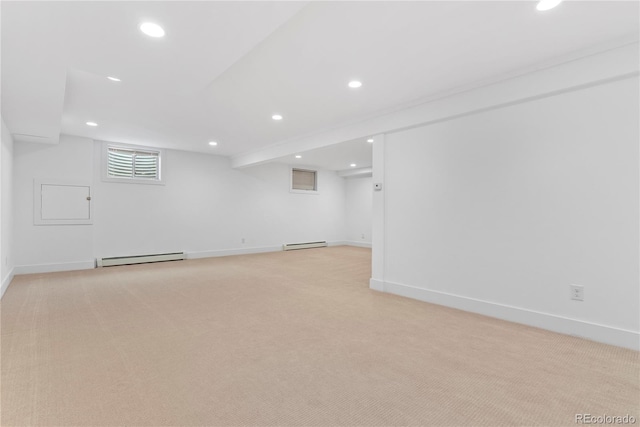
{"left": 187, "top": 246, "right": 282, "bottom": 259}
{"left": 13, "top": 243, "right": 358, "bottom": 274}
{"left": 189, "top": 241, "right": 362, "bottom": 259}
{"left": 344, "top": 241, "right": 372, "bottom": 248}
{"left": 369, "top": 278, "right": 385, "bottom": 292}
{"left": 382, "top": 280, "right": 639, "bottom": 351}
{"left": 1, "top": 268, "right": 15, "bottom": 299}
{"left": 13, "top": 260, "right": 96, "bottom": 275}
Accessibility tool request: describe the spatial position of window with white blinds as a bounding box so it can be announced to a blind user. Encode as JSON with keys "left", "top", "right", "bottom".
{"left": 107, "top": 147, "right": 160, "bottom": 181}
{"left": 292, "top": 168, "right": 317, "bottom": 191}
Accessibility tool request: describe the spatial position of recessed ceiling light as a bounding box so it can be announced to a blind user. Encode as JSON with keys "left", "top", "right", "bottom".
{"left": 350, "top": 163, "right": 357, "bottom": 167}
{"left": 367, "top": 138, "right": 374, "bottom": 143}
{"left": 536, "top": 0, "right": 562, "bottom": 11}
{"left": 348, "top": 81, "right": 363, "bottom": 89}
{"left": 208, "top": 141, "right": 218, "bottom": 146}
{"left": 86, "top": 121, "right": 98, "bottom": 127}
{"left": 272, "top": 114, "right": 283, "bottom": 121}
{"left": 107, "top": 76, "right": 121, "bottom": 82}
{"left": 140, "top": 22, "right": 165, "bottom": 38}
{"left": 295, "top": 155, "right": 302, "bottom": 159}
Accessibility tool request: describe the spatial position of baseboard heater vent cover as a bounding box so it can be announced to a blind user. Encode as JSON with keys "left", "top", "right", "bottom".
{"left": 97, "top": 252, "right": 185, "bottom": 267}
{"left": 282, "top": 241, "right": 327, "bottom": 251}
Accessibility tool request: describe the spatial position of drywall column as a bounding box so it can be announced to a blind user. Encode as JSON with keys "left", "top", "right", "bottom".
{"left": 370, "top": 134, "right": 385, "bottom": 291}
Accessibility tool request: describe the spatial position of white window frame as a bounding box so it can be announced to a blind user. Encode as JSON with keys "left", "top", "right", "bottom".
{"left": 290, "top": 167, "right": 319, "bottom": 195}
{"left": 101, "top": 142, "right": 165, "bottom": 185}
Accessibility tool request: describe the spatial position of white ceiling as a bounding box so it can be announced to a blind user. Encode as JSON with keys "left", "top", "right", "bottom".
{"left": 2, "top": 1, "right": 639, "bottom": 170}
{"left": 275, "top": 137, "right": 375, "bottom": 173}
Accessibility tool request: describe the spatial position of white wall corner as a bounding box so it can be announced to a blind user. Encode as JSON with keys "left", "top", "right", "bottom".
{"left": 1, "top": 268, "right": 15, "bottom": 300}
{"left": 382, "top": 280, "right": 640, "bottom": 351}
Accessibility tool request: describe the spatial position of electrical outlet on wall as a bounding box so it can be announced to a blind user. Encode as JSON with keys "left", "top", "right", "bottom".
{"left": 241, "top": 238, "right": 245, "bottom": 244}
{"left": 361, "top": 233, "right": 365, "bottom": 239}
{"left": 570, "top": 284, "right": 584, "bottom": 301}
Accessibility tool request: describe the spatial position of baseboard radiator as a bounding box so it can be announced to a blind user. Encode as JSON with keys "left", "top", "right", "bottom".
{"left": 97, "top": 252, "right": 185, "bottom": 267}
{"left": 282, "top": 241, "right": 327, "bottom": 251}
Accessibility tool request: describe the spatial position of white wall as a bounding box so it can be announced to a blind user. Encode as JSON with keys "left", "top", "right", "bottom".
{"left": 344, "top": 176, "right": 372, "bottom": 247}
{"left": 380, "top": 75, "right": 639, "bottom": 349}
{"left": 91, "top": 144, "right": 346, "bottom": 259}
{"left": 13, "top": 137, "right": 347, "bottom": 270}
{"left": 1, "top": 118, "right": 15, "bottom": 298}
{"left": 13, "top": 135, "right": 94, "bottom": 271}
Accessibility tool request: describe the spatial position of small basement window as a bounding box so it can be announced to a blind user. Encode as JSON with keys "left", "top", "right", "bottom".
{"left": 291, "top": 168, "right": 317, "bottom": 192}
{"left": 103, "top": 145, "right": 163, "bottom": 184}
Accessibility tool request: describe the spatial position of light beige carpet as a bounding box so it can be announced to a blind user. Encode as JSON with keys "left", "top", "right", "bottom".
{"left": 1, "top": 246, "right": 638, "bottom": 426}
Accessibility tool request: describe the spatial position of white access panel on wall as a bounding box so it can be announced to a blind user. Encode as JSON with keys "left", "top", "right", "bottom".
{"left": 34, "top": 180, "right": 93, "bottom": 225}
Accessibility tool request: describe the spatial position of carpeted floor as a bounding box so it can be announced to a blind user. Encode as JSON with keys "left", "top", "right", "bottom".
{"left": 1, "top": 246, "right": 638, "bottom": 426}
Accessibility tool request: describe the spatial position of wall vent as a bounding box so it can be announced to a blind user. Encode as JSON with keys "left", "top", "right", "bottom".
{"left": 282, "top": 241, "right": 327, "bottom": 251}
{"left": 97, "top": 252, "right": 185, "bottom": 267}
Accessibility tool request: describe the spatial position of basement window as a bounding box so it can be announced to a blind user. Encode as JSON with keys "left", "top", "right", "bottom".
{"left": 291, "top": 168, "right": 317, "bottom": 193}
{"left": 103, "top": 144, "right": 164, "bottom": 185}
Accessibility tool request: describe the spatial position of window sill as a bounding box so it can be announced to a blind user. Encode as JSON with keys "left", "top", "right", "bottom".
{"left": 102, "top": 176, "right": 165, "bottom": 186}
{"left": 290, "top": 189, "right": 319, "bottom": 195}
